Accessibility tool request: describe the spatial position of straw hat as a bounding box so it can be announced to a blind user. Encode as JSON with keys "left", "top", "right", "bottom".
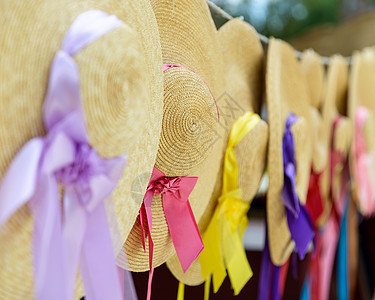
{"left": 124, "top": 0, "right": 226, "bottom": 271}
{"left": 266, "top": 38, "right": 313, "bottom": 266}
{"left": 166, "top": 18, "right": 267, "bottom": 285}
{"left": 349, "top": 48, "right": 375, "bottom": 215}
{"left": 300, "top": 50, "right": 328, "bottom": 174}
{"left": 318, "top": 55, "right": 352, "bottom": 226}
{"left": 0, "top": 0, "right": 162, "bottom": 298}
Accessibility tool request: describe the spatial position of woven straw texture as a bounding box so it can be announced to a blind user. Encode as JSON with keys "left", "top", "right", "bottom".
{"left": 167, "top": 18, "right": 267, "bottom": 285}
{"left": 266, "top": 38, "right": 312, "bottom": 266}
{"left": 300, "top": 50, "right": 328, "bottom": 173}
{"left": 124, "top": 0, "right": 225, "bottom": 271}
{"left": 109, "top": 0, "right": 164, "bottom": 269}
{"left": 318, "top": 55, "right": 352, "bottom": 227}
{"left": 348, "top": 48, "right": 375, "bottom": 214}
{"left": 0, "top": 0, "right": 155, "bottom": 298}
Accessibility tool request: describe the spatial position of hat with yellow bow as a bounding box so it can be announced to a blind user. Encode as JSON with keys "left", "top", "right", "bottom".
{"left": 349, "top": 48, "right": 375, "bottom": 217}
{"left": 266, "top": 38, "right": 314, "bottom": 266}
{"left": 0, "top": 0, "right": 163, "bottom": 299}
{"left": 124, "top": 0, "right": 225, "bottom": 278}
{"left": 318, "top": 55, "right": 352, "bottom": 226}
{"left": 166, "top": 18, "right": 268, "bottom": 294}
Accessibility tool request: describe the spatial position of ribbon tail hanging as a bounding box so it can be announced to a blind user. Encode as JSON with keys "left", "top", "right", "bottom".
{"left": 31, "top": 175, "right": 67, "bottom": 300}
{"left": 200, "top": 208, "right": 226, "bottom": 293}
{"left": 80, "top": 201, "right": 123, "bottom": 300}
{"left": 163, "top": 181, "right": 203, "bottom": 272}
{"left": 222, "top": 216, "right": 253, "bottom": 295}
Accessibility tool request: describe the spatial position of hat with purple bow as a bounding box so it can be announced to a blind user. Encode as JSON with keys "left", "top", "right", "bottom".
{"left": 0, "top": 0, "right": 163, "bottom": 299}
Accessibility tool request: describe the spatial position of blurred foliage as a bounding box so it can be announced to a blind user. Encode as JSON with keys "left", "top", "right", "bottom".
{"left": 211, "top": 0, "right": 369, "bottom": 39}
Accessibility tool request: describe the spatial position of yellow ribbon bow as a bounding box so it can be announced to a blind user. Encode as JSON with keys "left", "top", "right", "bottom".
{"left": 199, "top": 112, "right": 260, "bottom": 297}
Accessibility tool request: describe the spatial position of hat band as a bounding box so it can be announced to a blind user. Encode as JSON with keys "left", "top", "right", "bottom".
{"left": 0, "top": 10, "right": 129, "bottom": 300}
{"left": 198, "top": 112, "right": 260, "bottom": 297}
{"left": 139, "top": 167, "right": 202, "bottom": 300}
{"left": 163, "top": 64, "right": 220, "bottom": 121}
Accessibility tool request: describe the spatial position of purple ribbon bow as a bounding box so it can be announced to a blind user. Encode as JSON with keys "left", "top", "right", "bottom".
{"left": 282, "top": 113, "right": 315, "bottom": 259}
{"left": 0, "top": 11, "right": 128, "bottom": 300}
{"left": 259, "top": 114, "right": 315, "bottom": 300}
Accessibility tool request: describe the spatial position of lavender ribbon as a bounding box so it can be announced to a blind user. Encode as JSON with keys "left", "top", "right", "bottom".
{"left": 282, "top": 113, "right": 315, "bottom": 259}
{"left": 0, "top": 11, "right": 131, "bottom": 300}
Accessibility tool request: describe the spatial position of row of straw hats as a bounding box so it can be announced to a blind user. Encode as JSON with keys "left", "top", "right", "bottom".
{"left": 0, "top": 0, "right": 374, "bottom": 298}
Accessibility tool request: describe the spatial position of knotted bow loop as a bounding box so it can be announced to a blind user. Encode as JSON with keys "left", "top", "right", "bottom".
{"left": 282, "top": 113, "right": 315, "bottom": 260}
{"left": 200, "top": 113, "right": 260, "bottom": 297}
{"left": 354, "top": 106, "right": 375, "bottom": 215}
{"left": 219, "top": 189, "right": 249, "bottom": 230}
{"left": 0, "top": 10, "right": 126, "bottom": 300}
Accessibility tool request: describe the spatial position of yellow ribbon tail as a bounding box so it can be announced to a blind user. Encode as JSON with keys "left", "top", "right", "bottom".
{"left": 177, "top": 282, "right": 185, "bottom": 300}
{"left": 200, "top": 208, "right": 226, "bottom": 293}
{"left": 204, "top": 276, "right": 211, "bottom": 300}
{"left": 222, "top": 216, "right": 253, "bottom": 295}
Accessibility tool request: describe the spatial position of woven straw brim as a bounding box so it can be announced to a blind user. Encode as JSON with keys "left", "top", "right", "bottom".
{"left": 109, "top": 0, "right": 164, "bottom": 269}
{"left": 167, "top": 18, "right": 267, "bottom": 285}
{"left": 266, "top": 38, "right": 312, "bottom": 266}
{"left": 318, "top": 55, "right": 351, "bottom": 227}
{"left": 0, "top": 1, "right": 160, "bottom": 298}
{"left": 348, "top": 48, "right": 375, "bottom": 214}
{"left": 300, "top": 50, "right": 328, "bottom": 173}
{"left": 124, "top": 0, "right": 225, "bottom": 271}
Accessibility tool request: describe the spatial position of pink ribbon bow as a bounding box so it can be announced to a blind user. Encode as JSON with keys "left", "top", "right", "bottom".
{"left": 354, "top": 106, "right": 375, "bottom": 216}
{"left": 140, "top": 167, "right": 202, "bottom": 300}
{"left": 0, "top": 11, "right": 126, "bottom": 300}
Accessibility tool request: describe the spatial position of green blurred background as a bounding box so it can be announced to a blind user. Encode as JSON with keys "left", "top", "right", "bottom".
{"left": 211, "top": 0, "right": 375, "bottom": 40}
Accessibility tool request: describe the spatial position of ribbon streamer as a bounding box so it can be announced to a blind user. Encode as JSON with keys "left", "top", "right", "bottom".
{"left": 199, "top": 112, "right": 260, "bottom": 296}
{"left": 0, "top": 10, "right": 128, "bottom": 300}
{"left": 140, "top": 167, "right": 202, "bottom": 300}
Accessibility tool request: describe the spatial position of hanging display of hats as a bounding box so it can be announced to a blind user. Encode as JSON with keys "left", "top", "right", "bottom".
{"left": 1, "top": 0, "right": 375, "bottom": 299}
{"left": 349, "top": 48, "right": 375, "bottom": 217}
{"left": 166, "top": 18, "right": 267, "bottom": 292}
{"left": 0, "top": 0, "right": 155, "bottom": 299}
{"left": 124, "top": 0, "right": 225, "bottom": 274}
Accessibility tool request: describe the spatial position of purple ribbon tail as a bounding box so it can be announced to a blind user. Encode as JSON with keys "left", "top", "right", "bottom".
{"left": 31, "top": 175, "right": 67, "bottom": 300}
{"left": 80, "top": 202, "right": 123, "bottom": 300}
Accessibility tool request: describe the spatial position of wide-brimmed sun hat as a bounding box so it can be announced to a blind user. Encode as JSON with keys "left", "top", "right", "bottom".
{"left": 0, "top": 0, "right": 163, "bottom": 298}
